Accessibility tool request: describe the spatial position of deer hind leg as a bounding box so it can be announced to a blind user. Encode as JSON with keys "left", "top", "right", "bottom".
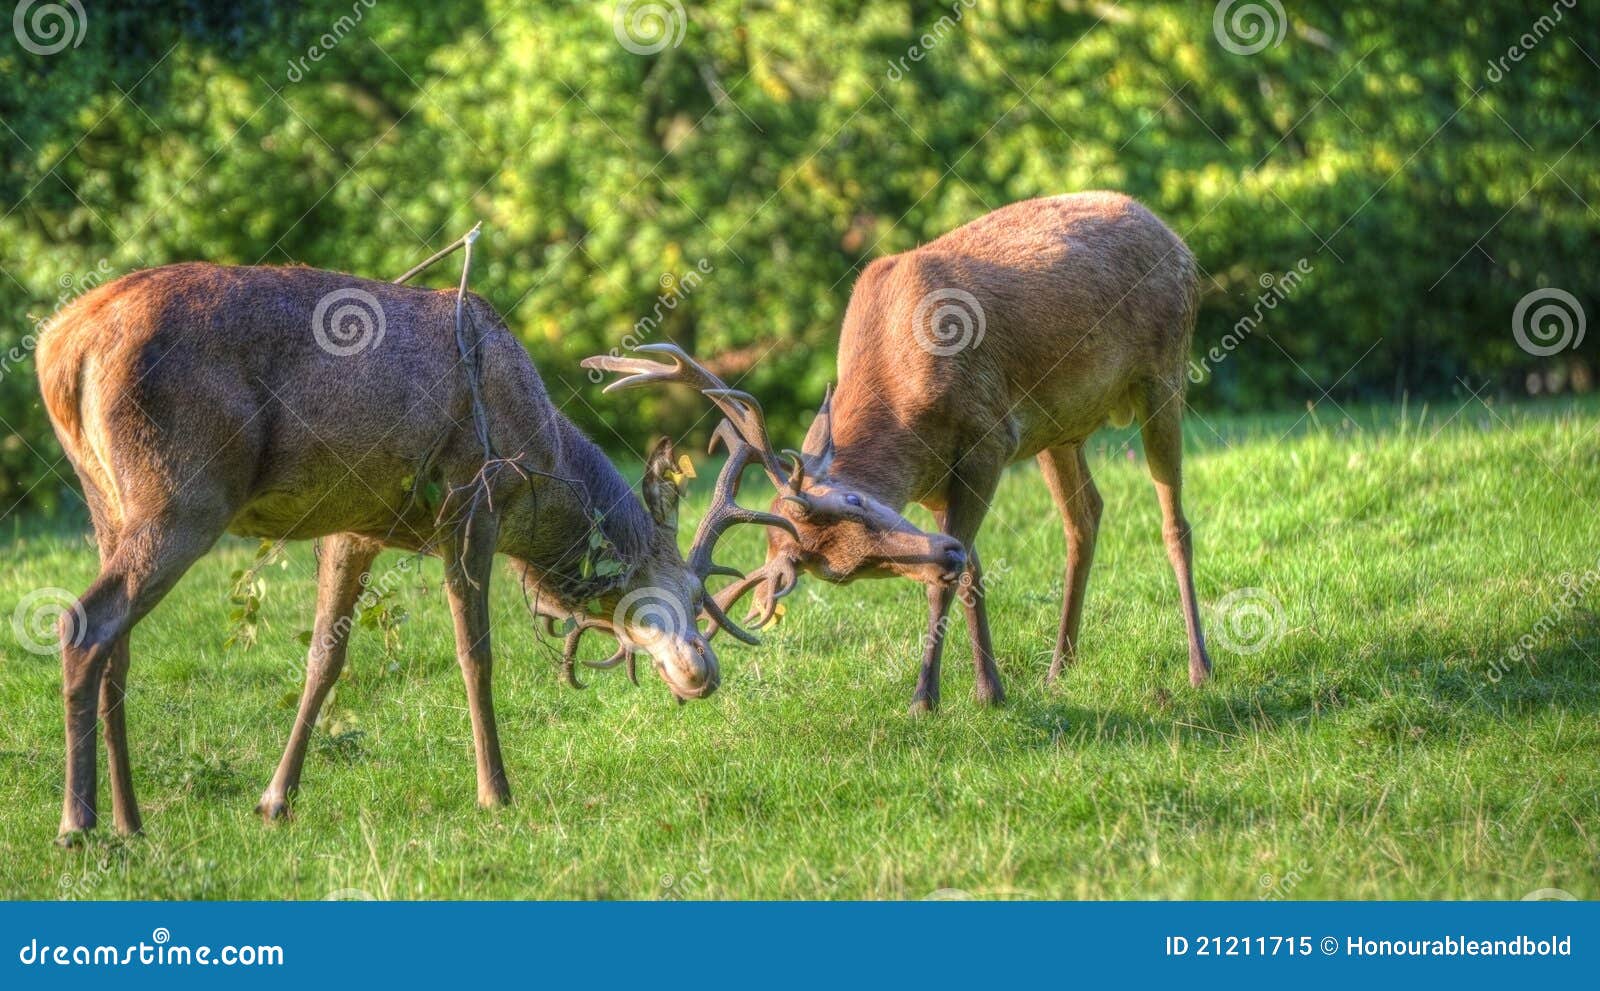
{"left": 257, "top": 534, "right": 381, "bottom": 821}
{"left": 1139, "top": 393, "right": 1212, "bottom": 686}
{"left": 1038, "top": 443, "right": 1102, "bottom": 684}
{"left": 58, "top": 502, "right": 230, "bottom": 845}
{"left": 79, "top": 483, "right": 141, "bottom": 837}
{"left": 443, "top": 509, "right": 510, "bottom": 808}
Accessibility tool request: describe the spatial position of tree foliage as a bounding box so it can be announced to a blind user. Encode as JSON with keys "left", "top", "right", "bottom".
{"left": 1, "top": 0, "right": 1594, "bottom": 511}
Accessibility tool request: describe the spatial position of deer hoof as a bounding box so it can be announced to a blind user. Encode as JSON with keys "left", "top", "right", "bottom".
{"left": 54, "top": 829, "right": 91, "bottom": 849}
{"left": 1189, "top": 654, "right": 1213, "bottom": 687}
{"left": 973, "top": 682, "right": 1005, "bottom": 707}
{"left": 255, "top": 796, "right": 292, "bottom": 822}
{"left": 477, "top": 788, "right": 512, "bottom": 810}
{"left": 907, "top": 696, "right": 938, "bottom": 717}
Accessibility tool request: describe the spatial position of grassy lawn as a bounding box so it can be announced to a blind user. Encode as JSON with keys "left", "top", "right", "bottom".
{"left": 1, "top": 396, "right": 1597, "bottom": 900}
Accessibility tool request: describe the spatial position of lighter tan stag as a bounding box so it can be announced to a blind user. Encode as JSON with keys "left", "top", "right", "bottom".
{"left": 622, "top": 192, "right": 1214, "bottom": 712}
{"left": 35, "top": 262, "right": 787, "bottom": 844}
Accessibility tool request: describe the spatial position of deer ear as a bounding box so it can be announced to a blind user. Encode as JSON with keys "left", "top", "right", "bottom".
{"left": 642, "top": 437, "right": 683, "bottom": 531}
{"left": 800, "top": 384, "right": 835, "bottom": 474}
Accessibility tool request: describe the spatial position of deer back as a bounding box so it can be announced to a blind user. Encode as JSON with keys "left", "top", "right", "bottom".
{"left": 38, "top": 263, "right": 555, "bottom": 544}
{"left": 831, "top": 191, "right": 1198, "bottom": 491}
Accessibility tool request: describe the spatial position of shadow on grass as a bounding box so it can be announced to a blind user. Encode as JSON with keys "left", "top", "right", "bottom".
{"left": 990, "top": 607, "right": 1600, "bottom": 754}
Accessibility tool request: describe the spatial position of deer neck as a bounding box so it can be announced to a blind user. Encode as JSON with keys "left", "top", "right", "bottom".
{"left": 821, "top": 391, "right": 923, "bottom": 510}
{"left": 500, "top": 417, "right": 654, "bottom": 610}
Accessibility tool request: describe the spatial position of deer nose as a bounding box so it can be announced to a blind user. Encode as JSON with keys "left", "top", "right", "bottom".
{"left": 939, "top": 541, "right": 967, "bottom": 577}
{"left": 667, "top": 635, "right": 721, "bottom": 700}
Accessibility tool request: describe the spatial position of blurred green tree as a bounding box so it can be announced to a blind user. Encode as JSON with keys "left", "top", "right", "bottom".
{"left": 1, "top": 0, "right": 1594, "bottom": 511}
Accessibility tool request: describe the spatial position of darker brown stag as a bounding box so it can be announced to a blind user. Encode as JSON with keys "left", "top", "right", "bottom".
{"left": 649, "top": 192, "right": 1214, "bottom": 713}
{"left": 36, "top": 262, "right": 787, "bottom": 845}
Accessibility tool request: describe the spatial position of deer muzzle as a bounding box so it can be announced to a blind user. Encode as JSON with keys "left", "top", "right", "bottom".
{"left": 648, "top": 632, "right": 721, "bottom": 700}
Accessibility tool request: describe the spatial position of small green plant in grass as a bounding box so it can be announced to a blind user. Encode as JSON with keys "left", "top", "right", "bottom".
{"left": 356, "top": 575, "right": 410, "bottom": 663}
{"left": 223, "top": 540, "right": 286, "bottom": 651}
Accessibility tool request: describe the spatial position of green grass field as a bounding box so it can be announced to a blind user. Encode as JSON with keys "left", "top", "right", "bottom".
{"left": 2, "top": 396, "right": 1597, "bottom": 900}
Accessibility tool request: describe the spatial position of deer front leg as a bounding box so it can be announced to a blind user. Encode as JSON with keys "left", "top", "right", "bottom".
{"left": 957, "top": 548, "right": 1004, "bottom": 706}
{"left": 909, "top": 580, "right": 957, "bottom": 716}
{"left": 258, "top": 534, "right": 380, "bottom": 821}
{"left": 443, "top": 512, "right": 511, "bottom": 808}
{"left": 910, "top": 451, "right": 1006, "bottom": 713}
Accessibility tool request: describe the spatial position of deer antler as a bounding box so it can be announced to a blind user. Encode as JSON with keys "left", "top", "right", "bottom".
{"left": 582, "top": 343, "right": 799, "bottom": 494}
{"left": 581, "top": 345, "right": 810, "bottom": 645}
{"left": 702, "top": 552, "right": 799, "bottom": 640}
{"left": 555, "top": 615, "right": 639, "bottom": 689}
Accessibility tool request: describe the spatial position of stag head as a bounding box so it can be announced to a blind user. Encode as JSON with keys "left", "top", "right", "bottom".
{"left": 578, "top": 344, "right": 808, "bottom": 650}
{"left": 753, "top": 387, "right": 966, "bottom": 616}
{"left": 580, "top": 346, "right": 963, "bottom": 639}
{"left": 523, "top": 436, "right": 723, "bottom": 700}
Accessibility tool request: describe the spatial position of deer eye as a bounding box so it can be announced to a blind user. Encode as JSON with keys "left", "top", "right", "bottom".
{"left": 843, "top": 493, "right": 863, "bottom": 508}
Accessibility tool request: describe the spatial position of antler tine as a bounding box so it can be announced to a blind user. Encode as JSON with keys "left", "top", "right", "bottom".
{"left": 700, "top": 593, "right": 761, "bottom": 646}
{"left": 687, "top": 426, "right": 799, "bottom": 576}
{"left": 560, "top": 623, "right": 591, "bottom": 690}
{"left": 582, "top": 343, "right": 793, "bottom": 490}
{"left": 703, "top": 556, "right": 799, "bottom": 641}
{"left": 582, "top": 342, "right": 721, "bottom": 394}
{"left": 685, "top": 423, "right": 806, "bottom": 645}
{"left": 700, "top": 387, "right": 790, "bottom": 488}
{"left": 558, "top": 616, "right": 632, "bottom": 690}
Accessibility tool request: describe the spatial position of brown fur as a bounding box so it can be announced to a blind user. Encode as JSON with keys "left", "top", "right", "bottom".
{"left": 39, "top": 262, "right": 718, "bottom": 842}
{"left": 764, "top": 192, "right": 1212, "bottom": 711}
